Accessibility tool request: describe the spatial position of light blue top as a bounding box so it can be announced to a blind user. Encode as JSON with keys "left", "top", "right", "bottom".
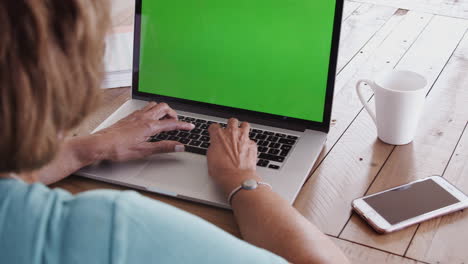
{"left": 0, "top": 178, "right": 287, "bottom": 264}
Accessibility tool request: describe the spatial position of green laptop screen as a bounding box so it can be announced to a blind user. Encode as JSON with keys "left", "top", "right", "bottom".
{"left": 138, "top": 1, "right": 337, "bottom": 122}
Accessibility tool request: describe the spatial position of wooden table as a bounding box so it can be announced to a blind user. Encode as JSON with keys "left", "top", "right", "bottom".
{"left": 54, "top": 1, "right": 468, "bottom": 263}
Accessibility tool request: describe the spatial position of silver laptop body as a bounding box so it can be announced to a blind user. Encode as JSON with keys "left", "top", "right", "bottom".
{"left": 77, "top": 0, "right": 343, "bottom": 209}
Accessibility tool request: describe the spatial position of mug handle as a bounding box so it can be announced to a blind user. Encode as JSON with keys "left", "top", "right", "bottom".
{"left": 355, "top": 79, "right": 377, "bottom": 124}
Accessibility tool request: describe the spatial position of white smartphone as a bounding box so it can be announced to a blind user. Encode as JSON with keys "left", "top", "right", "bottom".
{"left": 352, "top": 176, "right": 468, "bottom": 233}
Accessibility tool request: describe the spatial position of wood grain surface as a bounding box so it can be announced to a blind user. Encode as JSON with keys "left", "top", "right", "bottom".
{"left": 332, "top": 237, "right": 425, "bottom": 264}
{"left": 406, "top": 123, "right": 468, "bottom": 264}
{"left": 295, "top": 9, "right": 433, "bottom": 235}
{"left": 350, "top": 0, "right": 468, "bottom": 19}
{"left": 339, "top": 16, "right": 468, "bottom": 255}
{"left": 404, "top": 33, "right": 468, "bottom": 263}
{"left": 336, "top": 4, "right": 397, "bottom": 73}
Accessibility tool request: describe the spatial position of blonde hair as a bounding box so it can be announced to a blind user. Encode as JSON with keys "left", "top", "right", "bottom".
{"left": 0, "top": 0, "right": 110, "bottom": 173}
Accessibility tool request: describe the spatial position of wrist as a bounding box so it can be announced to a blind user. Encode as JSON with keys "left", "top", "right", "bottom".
{"left": 230, "top": 184, "right": 273, "bottom": 207}
{"left": 66, "top": 134, "right": 105, "bottom": 167}
{"left": 212, "top": 169, "right": 262, "bottom": 197}
{"left": 228, "top": 179, "right": 272, "bottom": 205}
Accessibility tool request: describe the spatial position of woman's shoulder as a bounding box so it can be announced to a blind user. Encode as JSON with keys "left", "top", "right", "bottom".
{"left": 0, "top": 178, "right": 127, "bottom": 213}
{"left": 0, "top": 179, "right": 286, "bottom": 264}
{"left": 0, "top": 179, "right": 140, "bottom": 264}
{"left": 0, "top": 178, "right": 167, "bottom": 222}
{"left": 0, "top": 178, "right": 71, "bottom": 217}
{"left": 62, "top": 186, "right": 287, "bottom": 264}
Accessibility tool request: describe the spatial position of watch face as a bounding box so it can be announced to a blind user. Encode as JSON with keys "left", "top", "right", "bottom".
{"left": 242, "top": 179, "right": 258, "bottom": 190}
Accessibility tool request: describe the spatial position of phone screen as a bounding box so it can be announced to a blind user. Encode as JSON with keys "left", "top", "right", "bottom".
{"left": 364, "top": 179, "right": 460, "bottom": 225}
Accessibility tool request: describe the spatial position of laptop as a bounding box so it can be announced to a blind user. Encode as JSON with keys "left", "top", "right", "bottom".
{"left": 78, "top": 0, "right": 343, "bottom": 208}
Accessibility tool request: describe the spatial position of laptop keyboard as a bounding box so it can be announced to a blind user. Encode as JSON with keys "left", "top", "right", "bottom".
{"left": 149, "top": 115, "right": 299, "bottom": 170}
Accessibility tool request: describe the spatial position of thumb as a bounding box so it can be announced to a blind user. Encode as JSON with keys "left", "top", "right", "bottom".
{"left": 146, "top": 140, "right": 185, "bottom": 154}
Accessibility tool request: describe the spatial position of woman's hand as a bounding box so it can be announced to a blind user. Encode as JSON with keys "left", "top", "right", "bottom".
{"left": 36, "top": 102, "right": 193, "bottom": 185}
{"left": 207, "top": 118, "right": 261, "bottom": 195}
{"left": 207, "top": 120, "right": 350, "bottom": 264}
{"left": 90, "top": 102, "right": 194, "bottom": 162}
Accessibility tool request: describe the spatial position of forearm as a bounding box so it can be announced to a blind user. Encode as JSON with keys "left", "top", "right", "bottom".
{"left": 36, "top": 136, "right": 101, "bottom": 185}
{"left": 231, "top": 186, "right": 349, "bottom": 264}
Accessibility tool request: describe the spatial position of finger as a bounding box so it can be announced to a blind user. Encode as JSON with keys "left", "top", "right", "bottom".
{"left": 208, "top": 123, "right": 221, "bottom": 135}
{"left": 208, "top": 123, "right": 222, "bottom": 144}
{"left": 162, "top": 107, "right": 178, "bottom": 120}
{"left": 239, "top": 122, "right": 250, "bottom": 140}
{"left": 239, "top": 135, "right": 255, "bottom": 156}
{"left": 249, "top": 139, "right": 258, "bottom": 152}
{"left": 144, "top": 141, "right": 186, "bottom": 154}
{"left": 247, "top": 142, "right": 258, "bottom": 164}
{"left": 149, "top": 119, "right": 194, "bottom": 135}
{"left": 227, "top": 118, "right": 239, "bottom": 129}
{"left": 146, "top": 103, "right": 178, "bottom": 120}
{"left": 141, "top": 101, "right": 158, "bottom": 112}
{"left": 228, "top": 119, "right": 241, "bottom": 153}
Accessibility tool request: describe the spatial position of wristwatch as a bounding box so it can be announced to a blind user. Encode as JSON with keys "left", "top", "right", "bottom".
{"left": 227, "top": 179, "right": 272, "bottom": 205}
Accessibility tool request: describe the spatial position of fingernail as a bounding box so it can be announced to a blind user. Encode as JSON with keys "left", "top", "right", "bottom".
{"left": 175, "top": 145, "right": 185, "bottom": 152}
{"left": 189, "top": 123, "right": 195, "bottom": 129}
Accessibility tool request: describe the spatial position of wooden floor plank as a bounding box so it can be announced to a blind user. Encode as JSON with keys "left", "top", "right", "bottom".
{"left": 349, "top": 0, "right": 468, "bottom": 19}
{"left": 403, "top": 36, "right": 468, "bottom": 263}
{"left": 311, "top": 10, "right": 430, "bottom": 176}
{"left": 334, "top": 10, "right": 431, "bottom": 96}
{"left": 294, "top": 10, "right": 432, "bottom": 236}
{"left": 331, "top": 237, "right": 424, "bottom": 264}
{"left": 339, "top": 16, "right": 468, "bottom": 255}
{"left": 337, "top": 4, "right": 398, "bottom": 72}
{"left": 342, "top": 1, "right": 364, "bottom": 22}
{"left": 406, "top": 125, "right": 468, "bottom": 263}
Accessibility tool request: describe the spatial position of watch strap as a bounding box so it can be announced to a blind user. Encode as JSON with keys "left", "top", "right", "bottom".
{"left": 227, "top": 180, "right": 272, "bottom": 205}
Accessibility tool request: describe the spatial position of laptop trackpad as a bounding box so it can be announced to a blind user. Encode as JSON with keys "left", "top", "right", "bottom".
{"left": 78, "top": 159, "right": 148, "bottom": 183}
{"left": 134, "top": 152, "right": 211, "bottom": 198}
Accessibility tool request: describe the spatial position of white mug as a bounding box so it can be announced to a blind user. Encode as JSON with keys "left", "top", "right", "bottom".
{"left": 356, "top": 70, "right": 427, "bottom": 145}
